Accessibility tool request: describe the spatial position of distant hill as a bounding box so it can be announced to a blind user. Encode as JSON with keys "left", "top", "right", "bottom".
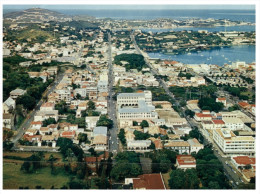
{"left": 4, "top": 8, "right": 72, "bottom": 22}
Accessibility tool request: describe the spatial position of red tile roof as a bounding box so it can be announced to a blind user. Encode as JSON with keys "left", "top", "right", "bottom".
{"left": 217, "top": 98, "right": 226, "bottom": 101}
{"left": 133, "top": 174, "right": 166, "bottom": 190}
{"left": 212, "top": 119, "right": 225, "bottom": 125}
{"left": 31, "top": 121, "right": 43, "bottom": 125}
{"left": 233, "top": 156, "right": 255, "bottom": 166}
{"left": 238, "top": 101, "right": 250, "bottom": 108}
{"left": 61, "top": 131, "right": 76, "bottom": 138}
{"left": 177, "top": 155, "right": 196, "bottom": 166}
{"left": 195, "top": 113, "right": 212, "bottom": 118}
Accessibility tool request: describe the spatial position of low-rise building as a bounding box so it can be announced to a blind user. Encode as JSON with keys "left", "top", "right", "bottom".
{"left": 164, "top": 140, "right": 190, "bottom": 154}
{"left": 176, "top": 155, "right": 196, "bottom": 170}
{"left": 127, "top": 140, "right": 151, "bottom": 152}
{"left": 187, "top": 138, "right": 204, "bottom": 153}
{"left": 125, "top": 174, "right": 166, "bottom": 190}
{"left": 10, "top": 88, "right": 26, "bottom": 100}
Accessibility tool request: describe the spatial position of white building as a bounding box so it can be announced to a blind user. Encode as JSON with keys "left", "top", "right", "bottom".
{"left": 222, "top": 118, "right": 244, "bottom": 130}
{"left": 213, "top": 128, "right": 255, "bottom": 156}
{"left": 127, "top": 140, "right": 151, "bottom": 152}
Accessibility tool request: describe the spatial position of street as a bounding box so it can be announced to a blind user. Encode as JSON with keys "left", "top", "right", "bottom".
{"left": 107, "top": 33, "right": 119, "bottom": 153}
{"left": 11, "top": 72, "right": 65, "bottom": 148}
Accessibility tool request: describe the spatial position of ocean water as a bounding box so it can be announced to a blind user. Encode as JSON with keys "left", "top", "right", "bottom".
{"left": 55, "top": 9, "right": 255, "bottom": 23}
{"left": 140, "top": 25, "right": 255, "bottom": 33}
{"left": 148, "top": 45, "right": 255, "bottom": 66}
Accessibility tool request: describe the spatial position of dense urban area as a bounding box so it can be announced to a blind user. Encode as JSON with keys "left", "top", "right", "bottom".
{"left": 2, "top": 8, "right": 256, "bottom": 190}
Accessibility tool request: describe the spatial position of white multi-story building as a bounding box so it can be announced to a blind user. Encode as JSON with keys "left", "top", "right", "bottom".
{"left": 213, "top": 128, "right": 255, "bottom": 156}
{"left": 56, "top": 89, "right": 71, "bottom": 103}
{"left": 222, "top": 118, "right": 244, "bottom": 130}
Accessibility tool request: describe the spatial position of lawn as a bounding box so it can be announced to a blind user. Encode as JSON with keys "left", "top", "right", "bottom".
{"left": 3, "top": 162, "right": 69, "bottom": 189}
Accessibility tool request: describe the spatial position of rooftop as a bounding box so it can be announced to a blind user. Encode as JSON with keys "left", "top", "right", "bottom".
{"left": 133, "top": 174, "right": 166, "bottom": 189}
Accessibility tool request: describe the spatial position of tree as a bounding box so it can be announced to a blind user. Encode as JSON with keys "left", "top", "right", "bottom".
{"left": 16, "top": 94, "right": 36, "bottom": 110}
{"left": 134, "top": 130, "right": 150, "bottom": 140}
{"left": 87, "top": 100, "right": 95, "bottom": 110}
{"left": 96, "top": 115, "right": 113, "bottom": 129}
{"left": 140, "top": 120, "right": 149, "bottom": 129}
{"left": 77, "top": 133, "right": 89, "bottom": 144}
{"left": 110, "top": 161, "right": 142, "bottom": 181}
{"left": 42, "top": 118, "right": 57, "bottom": 127}
{"left": 198, "top": 97, "right": 224, "bottom": 112}
{"left": 56, "top": 138, "right": 73, "bottom": 158}
{"left": 169, "top": 169, "right": 199, "bottom": 189}
{"left": 133, "top": 121, "right": 138, "bottom": 126}
{"left": 118, "top": 128, "right": 126, "bottom": 145}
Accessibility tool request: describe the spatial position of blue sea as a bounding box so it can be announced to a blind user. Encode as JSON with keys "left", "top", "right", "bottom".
{"left": 55, "top": 9, "right": 255, "bottom": 23}
{"left": 148, "top": 45, "right": 255, "bottom": 66}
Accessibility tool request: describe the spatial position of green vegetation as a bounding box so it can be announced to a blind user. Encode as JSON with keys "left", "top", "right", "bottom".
{"left": 110, "top": 152, "right": 142, "bottom": 181}
{"left": 198, "top": 97, "right": 224, "bottom": 112}
{"left": 150, "top": 149, "right": 177, "bottom": 173}
{"left": 195, "top": 146, "right": 230, "bottom": 189}
{"left": 134, "top": 130, "right": 151, "bottom": 140}
{"left": 113, "top": 53, "right": 147, "bottom": 71}
{"left": 42, "top": 118, "right": 57, "bottom": 127}
{"left": 118, "top": 128, "right": 126, "bottom": 146}
{"left": 96, "top": 115, "right": 113, "bottom": 129}
{"left": 3, "top": 162, "right": 69, "bottom": 189}
{"left": 169, "top": 169, "right": 200, "bottom": 189}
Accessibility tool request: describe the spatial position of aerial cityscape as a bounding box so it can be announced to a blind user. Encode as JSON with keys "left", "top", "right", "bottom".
{"left": 2, "top": 4, "right": 257, "bottom": 191}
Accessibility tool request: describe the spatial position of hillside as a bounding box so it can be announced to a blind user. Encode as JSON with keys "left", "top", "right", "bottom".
{"left": 4, "top": 8, "right": 72, "bottom": 22}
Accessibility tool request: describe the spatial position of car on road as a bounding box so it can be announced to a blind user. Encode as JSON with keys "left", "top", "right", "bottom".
{"left": 117, "top": 142, "right": 119, "bottom": 145}
{"left": 236, "top": 182, "right": 239, "bottom": 185}
{"left": 112, "top": 141, "right": 114, "bottom": 144}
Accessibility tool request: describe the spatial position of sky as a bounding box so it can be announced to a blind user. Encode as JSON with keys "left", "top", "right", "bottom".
{"left": 3, "top": 4, "right": 255, "bottom": 10}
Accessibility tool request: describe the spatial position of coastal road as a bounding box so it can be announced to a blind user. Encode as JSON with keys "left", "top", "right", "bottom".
{"left": 11, "top": 72, "right": 64, "bottom": 147}
{"left": 107, "top": 33, "right": 119, "bottom": 153}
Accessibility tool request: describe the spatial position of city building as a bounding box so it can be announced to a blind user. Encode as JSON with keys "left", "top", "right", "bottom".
{"left": 213, "top": 128, "right": 255, "bottom": 156}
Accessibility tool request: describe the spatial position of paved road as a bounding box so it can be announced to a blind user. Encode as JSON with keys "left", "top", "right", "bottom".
{"left": 12, "top": 73, "right": 65, "bottom": 147}
{"left": 107, "top": 33, "right": 119, "bottom": 153}
{"left": 131, "top": 33, "right": 244, "bottom": 188}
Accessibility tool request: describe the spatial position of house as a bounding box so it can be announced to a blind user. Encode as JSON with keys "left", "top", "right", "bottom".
{"left": 34, "top": 110, "right": 59, "bottom": 122}
{"left": 176, "top": 155, "right": 196, "bottom": 170}
{"left": 40, "top": 102, "right": 55, "bottom": 111}
{"left": 60, "top": 131, "right": 76, "bottom": 139}
{"left": 238, "top": 101, "right": 251, "bottom": 110}
{"left": 10, "top": 88, "right": 26, "bottom": 100}
{"left": 201, "top": 120, "right": 214, "bottom": 130}
{"left": 30, "top": 121, "right": 43, "bottom": 130}
{"left": 3, "top": 114, "right": 14, "bottom": 129}
{"left": 231, "top": 156, "right": 255, "bottom": 170}
{"left": 85, "top": 116, "right": 100, "bottom": 130}
{"left": 39, "top": 127, "right": 50, "bottom": 135}
{"left": 92, "top": 126, "right": 108, "bottom": 151}
{"left": 187, "top": 138, "right": 204, "bottom": 153}
{"left": 3, "top": 97, "right": 16, "bottom": 114}
{"left": 19, "top": 61, "right": 32, "bottom": 67}
{"left": 164, "top": 140, "right": 190, "bottom": 154}
{"left": 127, "top": 140, "right": 151, "bottom": 152}
{"left": 125, "top": 174, "right": 166, "bottom": 190}
{"left": 212, "top": 119, "right": 225, "bottom": 129}
{"left": 47, "top": 66, "right": 58, "bottom": 75}
{"left": 194, "top": 113, "right": 212, "bottom": 122}
{"left": 25, "top": 129, "right": 38, "bottom": 136}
